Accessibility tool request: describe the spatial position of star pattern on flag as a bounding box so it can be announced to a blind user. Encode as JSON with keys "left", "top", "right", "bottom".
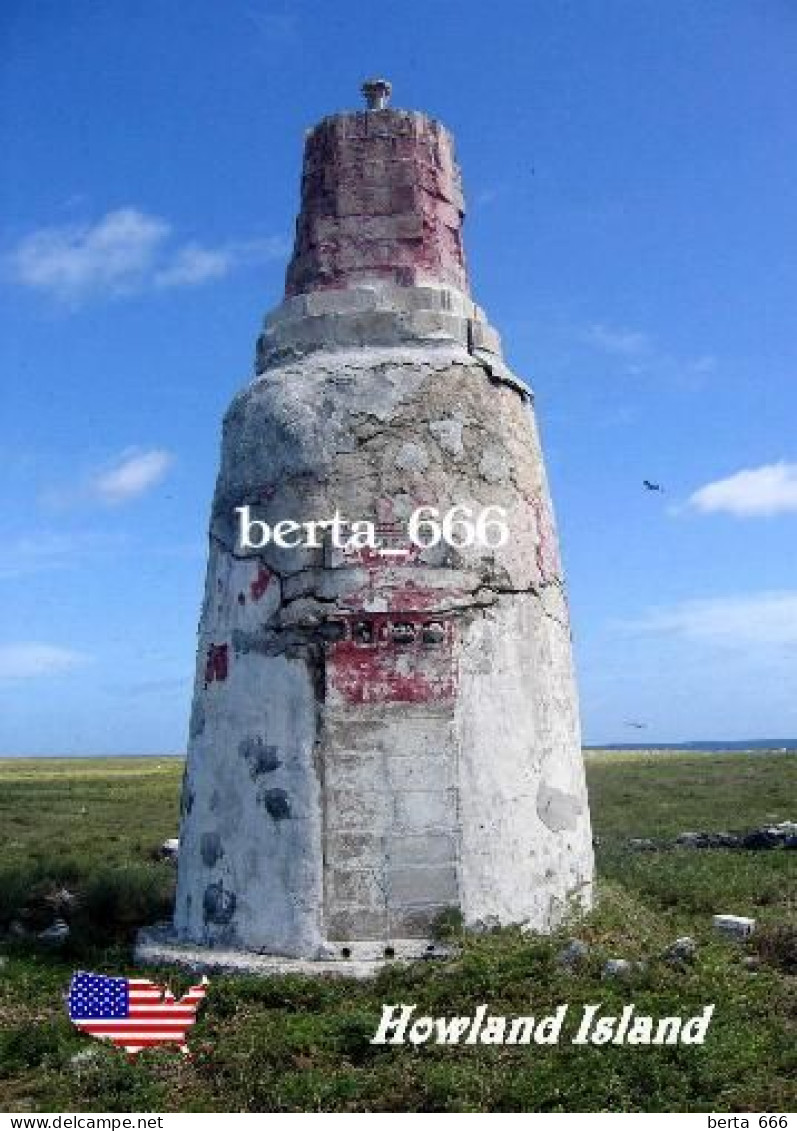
{"left": 69, "top": 972, "right": 129, "bottom": 1019}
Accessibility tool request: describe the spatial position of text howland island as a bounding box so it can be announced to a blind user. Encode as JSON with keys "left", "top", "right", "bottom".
{"left": 371, "top": 1003, "right": 716, "bottom": 1047}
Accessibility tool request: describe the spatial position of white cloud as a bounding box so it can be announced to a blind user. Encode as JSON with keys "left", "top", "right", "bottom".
{"left": 583, "top": 321, "right": 716, "bottom": 387}
{"left": 623, "top": 591, "right": 797, "bottom": 649}
{"left": 5, "top": 209, "right": 287, "bottom": 303}
{"left": 154, "top": 243, "right": 231, "bottom": 288}
{"left": 473, "top": 187, "right": 501, "bottom": 208}
{"left": 0, "top": 530, "right": 128, "bottom": 580}
{"left": 90, "top": 449, "right": 173, "bottom": 504}
{"left": 38, "top": 448, "right": 174, "bottom": 510}
{"left": 245, "top": 9, "right": 299, "bottom": 44}
{"left": 585, "top": 323, "right": 651, "bottom": 357}
{"left": 684, "top": 355, "right": 717, "bottom": 378}
{"left": 688, "top": 461, "right": 797, "bottom": 518}
{"left": 154, "top": 235, "right": 288, "bottom": 288}
{"left": 0, "top": 642, "right": 89, "bottom": 679}
{"left": 8, "top": 209, "right": 170, "bottom": 301}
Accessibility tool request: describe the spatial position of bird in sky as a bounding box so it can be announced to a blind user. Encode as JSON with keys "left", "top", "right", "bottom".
{"left": 643, "top": 480, "right": 664, "bottom": 492}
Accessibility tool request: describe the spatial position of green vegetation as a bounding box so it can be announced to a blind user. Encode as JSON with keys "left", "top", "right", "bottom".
{"left": 0, "top": 759, "right": 178, "bottom": 945}
{"left": 0, "top": 752, "right": 795, "bottom": 1113}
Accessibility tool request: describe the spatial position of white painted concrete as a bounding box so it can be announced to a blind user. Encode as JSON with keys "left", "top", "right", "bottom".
{"left": 173, "top": 294, "right": 594, "bottom": 957}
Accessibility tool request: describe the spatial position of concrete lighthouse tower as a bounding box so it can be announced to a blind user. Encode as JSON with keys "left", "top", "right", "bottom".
{"left": 167, "top": 83, "right": 593, "bottom": 964}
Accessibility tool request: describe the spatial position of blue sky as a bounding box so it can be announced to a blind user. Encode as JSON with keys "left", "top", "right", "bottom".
{"left": 1, "top": 0, "right": 796, "bottom": 753}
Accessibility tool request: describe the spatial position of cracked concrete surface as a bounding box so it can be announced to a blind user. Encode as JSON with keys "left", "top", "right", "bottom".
{"left": 172, "top": 337, "right": 593, "bottom": 957}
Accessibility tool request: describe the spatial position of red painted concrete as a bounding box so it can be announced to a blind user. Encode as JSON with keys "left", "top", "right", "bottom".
{"left": 250, "top": 565, "right": 272, "bottom": 602}
{"left": 285, "top": 110, "right": 469, "bottom": 296}
{"left": 328, "top": 613, "right": 457, "bottom": 705}
{"left": 531, "top": 495, "right": 562, "bottom": 585}
{"left": 205, "top": 643, "right": 229, "bottom": 685}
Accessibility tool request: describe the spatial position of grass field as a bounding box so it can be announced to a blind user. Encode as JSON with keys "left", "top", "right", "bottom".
{"left": 0, "top": 752, "right": 795, "bottom": 1113}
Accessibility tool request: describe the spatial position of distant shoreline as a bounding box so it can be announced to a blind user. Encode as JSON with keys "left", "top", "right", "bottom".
{"left": 1, "top": 743, "right": 797, "bottom": 759}
{"left": 0, "top": 752, "right": 187, "bottom": 759}
{"left": 585, "top": 740, "right": 797, "bottom": 752}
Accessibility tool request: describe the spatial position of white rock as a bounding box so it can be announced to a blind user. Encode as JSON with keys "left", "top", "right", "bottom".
{"left": 394, "top": 441, "right": 429, "bottom": 472}
{"left": 70, "top": 1047, "right": 102, "bottom": 1068}
{"left": 428, "top": 418, "right": 464, "bottom": 456}
{"left": 774, "top": 821, "right": 797, "bottom": 836}
{"left": 557, "top": 938, "right": 589, "bottom": 967}
{"left": 160, "top": 837, "right": 179, "bottom": 860}
{"left": 38, "top": 918, "right": 69, "bottom": 946}
{"left": 478, "top": 447, "right": 510, "bottom": 483}
{"left": 665, "top": 936, "right": 697, "bottom": 962}
{"left": 602, "top": 957, "right": 633, "bottom": 978}
{"left": 713, "top": 914, "right": 756, "bottom": 941}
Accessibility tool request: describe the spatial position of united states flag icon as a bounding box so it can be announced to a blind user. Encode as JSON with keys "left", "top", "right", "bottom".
{"left": 68, "top": 971, "right": 208, "bottom": 1058}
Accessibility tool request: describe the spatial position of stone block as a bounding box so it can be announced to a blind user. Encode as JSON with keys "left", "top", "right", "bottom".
{"left": 407, "top": 310, "right": 468, "bottom": 344}
{"left": 325, "top": 831, "right": 384, "bottom": 863}
{"left": 470, "top": 319, "right": 502, "bottom": 355}
{"left": 339, "top": 213, "right": 425, "bottom": 242}
{"left": 388, "top": 865, "right": 458, "bottom": 905}
{"left": 393, "top": 285, "right": 447, "bottom": 312}
{"left": 273, "top": 314, "right": 338, "bottom": 352}
{"left": 388, "top": 904, "right": 449, "bottom": 938}
{"left": 327, "top": 869, "right": 385, "bottom": 906}
{"left": 335, "top": 184, "right": 394, "bottom": 217}
{"left": 263, "top": 295, "right": 308, "bottom": 330}
{"left": 387, "top": 755, "right": 455, "bottom": 793}
{"left": 326, "top": 788, "right": 391, "bottom": 831}
{"left": 386, "top": 833, "right": 457, "bottom": 869}
{"left": 326, "top": 907, "right": 388, "bottom": 941}
{"left": 324, "top": 751, "right": 384, "bottom": 792}
{"left": 344, "top": 310, "right": 410, "bottom": 345}
{"left": 393, "top": 789, "right": 457, "bottom": 832}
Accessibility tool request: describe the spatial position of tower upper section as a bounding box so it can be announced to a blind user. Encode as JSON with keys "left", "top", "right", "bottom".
{"left": 256, "top": 82, "right": 525, "bottom": 394}
{"left": 285, "top": 92, "right": 468, "bottom": 297}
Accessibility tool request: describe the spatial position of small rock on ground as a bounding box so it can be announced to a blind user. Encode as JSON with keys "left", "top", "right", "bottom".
{"left": 557, "top": 939, "right": 590, "bottom": 968}
{"left": 70, "top": 1047, "right": 102, "bottom": 1068}
{"left": 665, "top": 936, "right": 697, "bottom": 962}
{"left": 713, "top": 914, "right": 756, "bottom": 941}
{"left": 602, "top": 958, "right": 634, "bottom": 979}
{"left": 160, "top": 837, "right": 179, "bottom": 861}
{"left": 38, "top": 919, "right": 70, "bottom": 946}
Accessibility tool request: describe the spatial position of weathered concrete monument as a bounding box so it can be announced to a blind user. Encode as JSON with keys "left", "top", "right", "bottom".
{"left": 152, "top": 82, "right": 593, "bottom": 967}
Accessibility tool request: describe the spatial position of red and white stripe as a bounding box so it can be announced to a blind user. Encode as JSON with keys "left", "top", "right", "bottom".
{"left": 73, "top": 976, "right": 209, "bottom": 1055}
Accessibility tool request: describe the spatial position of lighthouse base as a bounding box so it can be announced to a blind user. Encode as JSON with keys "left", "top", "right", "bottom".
{"left": 135, "top": 923, "right": 455, "bottom": 978}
